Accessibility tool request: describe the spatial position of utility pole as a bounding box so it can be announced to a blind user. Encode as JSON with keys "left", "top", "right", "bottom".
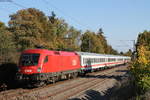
{"left": 131, "top": 40, "right": 136, "bottom": 60}
{"left": 88, "top": 39, "right": 91, "bottom": 52}
{"left": 131, "top": 40, "right": 136, "bottom": 52}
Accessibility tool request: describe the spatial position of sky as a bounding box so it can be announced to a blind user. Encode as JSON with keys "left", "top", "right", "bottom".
{"left": 0, "top": 0, "right": 150, "bottom": 52}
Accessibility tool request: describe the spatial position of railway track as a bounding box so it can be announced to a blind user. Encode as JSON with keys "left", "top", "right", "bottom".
{"left": 0, "top": 65, "right": 128, "bottom": 100}
{"left": 41, "top": 66, "right": 127, "bottom": 100}
{"left": 40, "top": 69, "right": 116, "bottom": 100}
{"left": 0, "top": 77, "right": 80, "bottom": 99}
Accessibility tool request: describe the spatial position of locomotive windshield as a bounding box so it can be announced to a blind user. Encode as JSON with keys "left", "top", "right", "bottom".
{"left": 20, "top": 53, "right": 40, "bottom": 66}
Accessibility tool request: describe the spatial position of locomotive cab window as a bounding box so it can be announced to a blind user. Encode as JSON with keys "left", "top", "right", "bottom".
{"left": 44, "top": 56, "right": 48, "bottom": 63}
{"left": 20, "top": 53, "right": 40, "bottom": 66}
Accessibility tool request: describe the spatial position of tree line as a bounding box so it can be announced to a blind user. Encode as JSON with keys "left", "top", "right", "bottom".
{"left": 0, "top": 8, "right": 119, "bottom": 58}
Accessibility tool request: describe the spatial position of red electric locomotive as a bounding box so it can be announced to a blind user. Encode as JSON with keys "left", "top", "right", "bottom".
{"left": 16, "top": 49, "right": 81, "bottom": 86}
{"left": 16, "top": 49, "right": 131, "bottom": 87}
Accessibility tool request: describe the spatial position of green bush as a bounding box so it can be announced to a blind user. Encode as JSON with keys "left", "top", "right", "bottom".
{"left": 130, "top": 46, "right": 150, "bottom": 94}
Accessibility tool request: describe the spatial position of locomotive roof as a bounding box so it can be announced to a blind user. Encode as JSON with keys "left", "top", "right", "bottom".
{"left": 22, "top": 49, "right": 77, "bottom": 56}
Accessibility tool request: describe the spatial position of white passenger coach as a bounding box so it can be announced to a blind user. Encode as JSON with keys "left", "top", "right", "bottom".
{"left": 77, "top": 52, "right": 131, "bottom": 71}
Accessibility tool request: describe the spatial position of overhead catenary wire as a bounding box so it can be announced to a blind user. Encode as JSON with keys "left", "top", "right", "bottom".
{"left": 116, "top": 40, "right": 135, "bottom": 51}
{"left": 3, "top": 0, "right": 92, "bottom": 31}
{"left": 0, "top": 6, "right": 13, "bottom": 13}
{"left": 42, "top": 0, "right": 91, "bottom": 30}
{"left": 9, "top": 0, "right": 27, "bottom": 9}
{"left": 0, "top": 0, "right": 13, "bottom": 13}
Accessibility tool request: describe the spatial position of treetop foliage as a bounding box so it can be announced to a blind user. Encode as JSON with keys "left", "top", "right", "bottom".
{"left": 80, "top": 29, "right": 118, "bottom": 54}
{"left": 123, "top": 49, "right": 132, "bottom": 57}
{"left": 0, "top": 8, "right": 118, "bottom": 55}
{"left": 0, "top": 22, "right": 14, "bottom": 49}
{"left": 137, "top": 30, "right": 150, "bottom": 50}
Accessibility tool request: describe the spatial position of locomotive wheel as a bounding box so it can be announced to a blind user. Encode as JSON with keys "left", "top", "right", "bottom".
{"left": 66, "top": 74, "right": 71, "bottom": 79}
{"left": 33, "top": 81, "right": 45, "bottom": 88}
{"left": 0, "top": 83, "right": 7, "bottom": 91}
{"left": 72, "top": 72, "right": 78, "bottom": 79}
{"left": 51, "top": 77, "right": 56, "bottom": 83}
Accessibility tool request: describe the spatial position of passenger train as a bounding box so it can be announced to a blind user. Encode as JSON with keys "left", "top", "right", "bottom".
{"left": 16, "top": 49, "right": 131, "bottom": 87}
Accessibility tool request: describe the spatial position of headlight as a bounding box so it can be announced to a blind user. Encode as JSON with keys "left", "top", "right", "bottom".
{"left": 37, "top": 67, "right": 41, "bottom": 72}
{"left": 17, "top": 68, "right": 21, "bottom": 72}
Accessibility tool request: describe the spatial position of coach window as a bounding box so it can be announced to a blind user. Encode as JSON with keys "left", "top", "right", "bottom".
{"left": 113, "top": 58, "right": 115, "bottom": 61}
{"left": 83, "top": 58, "right": 86, "bottom": 64}
{"left": 101, "top": 58, "right": 103, "bottom": 62}
{"left": 102, "top": 58, "right": 104, "bottom": 62}
{"left": 85, "top": 58, "right": 88, "bottom": 64}
{"left": 44, "top": 56, "right": 48, "bottom": 63}
{"left": 96, "top": 58, "right": 98, "bottom": 63}
{"left": 108, "top": 58, "right": 111, "bottom": 62}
